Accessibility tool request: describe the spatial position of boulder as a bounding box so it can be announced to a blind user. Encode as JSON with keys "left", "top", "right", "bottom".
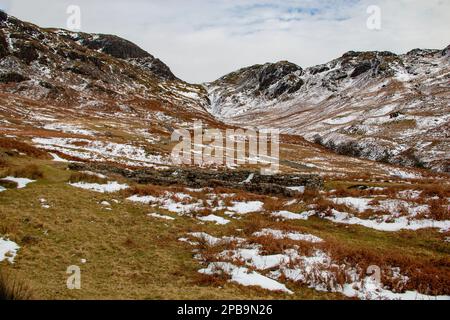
{"left": 0, "top": 72, "right": 30, "bottom": 83}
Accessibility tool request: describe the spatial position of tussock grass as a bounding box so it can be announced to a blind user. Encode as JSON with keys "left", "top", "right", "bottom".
{"left": 317, "top": 238, "right": 450, "bottom": 295}
{"left": 0, "top": 137, "right": 49, "bottom": 159}
{"left": 124, "top": 184, "right": 167, "bottom": 197}
{"left": 425, "top": 198, "right": 449, "bottom": 221}
{"left": 4, "top": 164, "right": 44, "bottom": 179}
{"left": 0, "top": 270, "right": 34, "bottom": 300}
{"left": 263, "top": 197, "right": 285, "bottom": 212}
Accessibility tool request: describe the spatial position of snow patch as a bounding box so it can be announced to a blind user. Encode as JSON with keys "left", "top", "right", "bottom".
{"left": 49, "top": 153, "right": 70, "bottom": 162}
{"left": 0, "top": 238, "right": 20, "bottom": 263}
{"left": 0, "top": 177, "right": 36, "bottom": 189}
{"left": 286, "top": 186, "right": 305, "bottom": 193}
{"left": 253, "top": 229, "right": 323, "bottom": 243}
{"left": 197, "top": 214, "right": 230, "bottom": 225}
{"left": 199, "top": 262, "right": 293, "bottom": 294}
{"left": 69, "top": 181, "right": 129, "bottom": 193}
{"left": 43, "top": 123, "right": 95, "bottom": 136}
{"left": 148, "top": 213, "right": 175, "bottom": 221}
{"left": 227, "top": 201, "right": 264, "bottom": 214}
{"left": 325, "top": 209, "right": 450, "bottom": 232}
{"left": 271, "top": 210, "right": 316, "bottom": 220}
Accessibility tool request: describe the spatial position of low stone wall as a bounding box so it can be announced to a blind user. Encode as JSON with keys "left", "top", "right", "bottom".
{"left": 68, "top": 163, "right": 324, "bottom": 196}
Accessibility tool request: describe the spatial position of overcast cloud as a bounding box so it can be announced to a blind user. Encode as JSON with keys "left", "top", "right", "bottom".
{"left": 1, "top": 0, "right": 449, "bottom": 83}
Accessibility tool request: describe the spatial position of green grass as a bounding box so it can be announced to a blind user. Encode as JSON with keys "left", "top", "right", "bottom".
{"left": 0, "top": 160, "right": 340, "bottom": 299}
{"left": 0, "top": 157, "right": 448, "bottom": 299}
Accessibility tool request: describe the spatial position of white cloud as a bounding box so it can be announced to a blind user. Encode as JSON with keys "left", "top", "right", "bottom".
{"left": 5, "top": 0, "right": 450, "bottom": 83}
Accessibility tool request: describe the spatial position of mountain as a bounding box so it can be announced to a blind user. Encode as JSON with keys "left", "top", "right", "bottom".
{"left": 1, "top": 12, "right": 450, "bottom": 301}
{"left": 2, "top": 10, "right": 448, "bottom": 173}
{"left": 205, "top": 47, "right": 450, "bottom": 172}
{"left": 0, "top": 11, "right": 212, "bottom": 120}
{"left": 0, "top": 11, "right": 225, "bottom": 168}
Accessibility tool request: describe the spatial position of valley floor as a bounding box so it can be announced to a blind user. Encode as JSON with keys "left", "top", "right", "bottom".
{"left": 0, "top": 153, "right": 449, "bottom": 300}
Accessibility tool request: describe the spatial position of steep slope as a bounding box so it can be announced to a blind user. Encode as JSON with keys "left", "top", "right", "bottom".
{"left": 0, "top": 12, "right": 222, "bottom": 168}
{"left": 0, "top": 11, "right": 211, "bottom": 117}
{"left": 206, "top": 47, "right": 450, "bottom": 172}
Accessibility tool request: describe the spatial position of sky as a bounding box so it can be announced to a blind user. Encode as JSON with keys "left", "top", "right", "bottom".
{"left": 1, "top": 0, "right": 449, "bottom": 83}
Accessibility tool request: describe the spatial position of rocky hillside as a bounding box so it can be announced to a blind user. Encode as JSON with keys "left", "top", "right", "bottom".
{"left": 205, "top": 47, "right": 450, "bottom": 173}
{"left": 0, "top": 11, "right": 227, "bottom": 169}
{"left": 1, "top": 11, "right": 449, "bottom": 174}
{"left": 56, "top": 31, "right": 179, "bottom": 81}
{"left": 0, "top": 11, "right": 212, "bottom": 120}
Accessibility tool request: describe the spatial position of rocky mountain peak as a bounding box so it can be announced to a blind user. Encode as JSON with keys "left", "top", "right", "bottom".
{"left": 205, "top": 45, "right": 449, "bottom": 172}
{"left": 0, "top": 13, "right": 208, "bottom": 119}
{"left": 208, "top": 60, "right": 304, "bottom": 105}
{"left": 258, "top": 61, "right": 303, "bottom": 94}
{"left": 337, "top": 50, "right": 401, "bottom": 79}
{"left": 56, "top": 31, "right": 178, "bottom": 81}
{"left": 78, "top": 33, "right": 150, "bottom": 59}
{"left": 0, "top": 13, "right": 177, "bottom": 83}
{"left": 0, "top": 10, "right": 7, "bottom": 23}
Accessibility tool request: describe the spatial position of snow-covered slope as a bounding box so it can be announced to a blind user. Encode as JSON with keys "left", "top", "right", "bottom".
{"left": 1, "top": 11, "right": 448, "bottom": 174}
{"left": 0, "top": 11, "right": 212, "bottom": 119}
{"left": 0, "top": 12, "right": 228, "bottom": 170}
{"left": 205, "top": 47, "right": 450, "bottom": 172}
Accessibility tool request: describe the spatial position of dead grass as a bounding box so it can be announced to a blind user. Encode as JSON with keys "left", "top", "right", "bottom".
{"left": 224, "top": 190, "right": 265, "bottom": 203}
{"left": 4, "top": 164, "right": 44, "bottom": 179}
{"left": 300, "top": 189, "right": 320, "bottom": 202}
{"left": 0, "top": 152, "right": 448, "bottom": 299}
{"left": 263, "top": 197, "right": 285, "bottom": 212}
{"left": 242, "top": 214, "right": 267, "bottom": 237}
{"left": 426, "top": 198, "right": 449, "bottom": 221}
{"left": 193, "top": 270, "right": 230, "bottom": 288}
{"left": 420, "top": 184, "right": 450, "bottom": 199}
{"left": 317, "top": 238, "right": 450, "bottom": 295}
{"left": 124, "top": 184, "right": 188, "bottom": 198}
{"left": 0, "top": 137, "right": 50, "bottom": 159}
{"left": 0, "top": 269, "right": 34, "bottom": 300}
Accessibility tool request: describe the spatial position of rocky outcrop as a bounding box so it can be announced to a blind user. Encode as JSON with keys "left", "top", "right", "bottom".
{"left": 74, "top": 33, "right": 177, "bottom": 80}
{"left": 0, "top": 72, "right": 30, "bottom": 83}
{"left": 128, "top": 56, "right": 178, "bottom": 81}
{"left": 0, "top": 30, "right": 8, "bottom": 59}
{"left": 0, "top": 13, "right": 200, "bottom": 111}
{"left": 350, "top": 62, "right": 373, "bottom": 78}
{"left": 13, "top": 43, "right": 39, "bottom": 64}
{"left": 206, "top": 60, "right": 304, "bottom": 109}
{"left": 0, "top": 10, "right": 7, "bottom": 23}
{"left": 443, "top": 45, "right": 450, "bottom": 57}
{"left": 258, "top": 62, "right": 302, "bottom": 91}
{"left": 80, "top": 34, "right": 150, "bottom": 59}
